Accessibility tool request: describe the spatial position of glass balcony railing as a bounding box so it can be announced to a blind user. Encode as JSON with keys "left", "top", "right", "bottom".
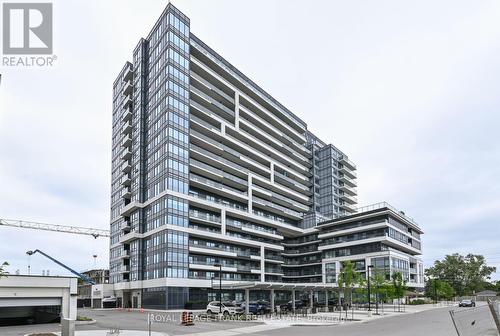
{"left": 189, "top": 210, "right": 221, "bottom": 223}
{"left": 189, "top": 190, "right": 247, "bottom": 211}
{"left": 355, "top": 202, "right": 420, "bottom": 228}
{"left": 190, "top": 144, "right": 249, "bottom": 175}
{"left": 274, "top": 171, "right": 309, "bottom": 192}
{"left": 190, "top": 159, "right": 248, "bottom": 187}
{"left": 190, "top": 173, "right": 247, "bottom": 196}
{"left": 339, "top": 155, "right": 357, "bottom": 170}
{"left": 190, "top": 86, "right": 235, "bottom": 118}
{"left": 253, "top": 196, "right": 303, "bottom": 218}
{"left": 265, "top": 254, "right": 284, "bottom": 262}
{"left": 189, "top": 241, "right": 258, "bottom": 257}
{"left": 252, "top": 185, "right": 309, "bottom": 212}
{"left": 226, "top": 218, "right": 279, "bottom": 236}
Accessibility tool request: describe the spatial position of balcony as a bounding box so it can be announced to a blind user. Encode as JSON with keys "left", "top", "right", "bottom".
{"left": 121, "top": 161, "right": 131, "bottom": 173}
{"left": 122, "top": 96, "right": 132, "bottom": 110}
{"left": 189, "top": 159, "right": 248, "bottom": 188}
{"left": 189, "top": 173, "right": 247, "bottom": 202}
{"left": 274, "top": 171, "right": 309, "bottom": 193}
{"left": 121, "top": 222, "right": 131, "bottom": 234}
{"left": 252, "top": 185, "right": 309, "bottom": 213}
{"left": 121, "top": 148, "right": 132, "bottom": 161}
{"left": 118, "top": 250, "right": 130, "bottom": 259}
{"left": 123, "top": 81, "right": 133, "bottom": 96}
{"left": 121, "top": 174, "right": 131, "bottom": 187}
{"left": 339, "top": 174, "right": 356, "bottom": 187}
{"left": 189, "top": 209, "right": 221, "bottom": 225}
{"left": 339, "top": 156, "right": 356, "bottom": 170}
{"left": 252, "top": 196, "right": 303, "bottom": 219}
{"left": 339, "top": 202, "right": 357, "bottom": 213}
{"left": 190, "top": 86, "right": 235, "bottom": 118}
{"left": 264, "top": 267, "right": 283, "bottom": 275}
{"left": 120, "top": 201, "right": 141, "bottom": 216}
{"left": 122, "top": 187, "right": 131, "bottom": 199}
{"left": 340, "top": 193, "right": 357, "bottom": 204}
{"left": 121, "top": 135, "right": 132, "bottom": 148}
{"left": 122, "top": 109, "right": 132, "bottom": 123}
{"left": 339, "top": 183, "right": 357, "bottom": 196}
{"left": 339, "top": 165, "right": 357, "bottom": 179}
{"left": 121, "top": 121, "right": 132, "bottom": 135}
{"left": 119, "top": 231, "right": 142, "bottom": 244}
{"left": 123, "top": 63, "right": 133, "bottom": 82}
{"left": 118, "top": 265, "right": 130, "bottom": 273}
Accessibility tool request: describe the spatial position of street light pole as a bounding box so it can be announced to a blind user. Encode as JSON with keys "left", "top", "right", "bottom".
{"left": 214, "top": 263, "right": 222, "bottom": 314}
{"left": 367, "top": 265, "right": 373, "bottom": 312}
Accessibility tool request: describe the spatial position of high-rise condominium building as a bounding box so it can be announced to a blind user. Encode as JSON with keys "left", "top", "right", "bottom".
{"left": 109, "top": 4, "right": 424, "bottom": 309}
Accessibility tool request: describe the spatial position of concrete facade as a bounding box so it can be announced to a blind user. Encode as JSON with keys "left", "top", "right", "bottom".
{"left": 0, "top": 275, "right": 77, "bottom": 327}
{"left": 107, "top": 3, "right": 424, "bottom": 309}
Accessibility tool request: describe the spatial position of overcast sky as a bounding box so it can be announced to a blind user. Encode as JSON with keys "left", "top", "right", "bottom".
{"left": 1, "top": 0, "right": 499, "bottom": 280}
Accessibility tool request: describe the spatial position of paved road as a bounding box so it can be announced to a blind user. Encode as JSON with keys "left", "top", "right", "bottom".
{"left": 0, "top": 305, "right": 497, "bottom": 336}
{"left": 78, "top": 309, "right": 263, "bottom": 335}
{"left": 245, "top": 306, "right": 498, "bottom": 336}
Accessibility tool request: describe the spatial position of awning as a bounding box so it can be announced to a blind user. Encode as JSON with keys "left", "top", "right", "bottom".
{"left": 211, "top": 282, "right": 340, "bottom": 291}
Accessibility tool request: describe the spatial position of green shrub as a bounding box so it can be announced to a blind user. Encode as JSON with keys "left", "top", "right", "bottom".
{"left": 76, "top": 316, "right": 92, "bottom": 321}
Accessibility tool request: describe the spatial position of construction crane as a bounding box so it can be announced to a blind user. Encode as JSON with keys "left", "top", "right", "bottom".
{"left": 0, "top": 218, "right": 110, "bottom": 238}
{"left": 26, "top": 250, "right": 96, "bottom": 285}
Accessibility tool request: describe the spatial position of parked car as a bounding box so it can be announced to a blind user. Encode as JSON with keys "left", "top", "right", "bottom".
{"left": 206, "top": 301, "right": 243, "bottom": 315}
{"left": 458, "top": 299, "right": 476, "bottom": 307}
{"left": 239, "top": 300, "right": 271, "bottom": 314}
{"left": 256, "top": 300, "right": 272, "bottom": 314}
{"left": 280, "top": 300, "right": 306, "bottom": 311}
{"left": 314, "top": 298, "right": 341, "bottom": 307}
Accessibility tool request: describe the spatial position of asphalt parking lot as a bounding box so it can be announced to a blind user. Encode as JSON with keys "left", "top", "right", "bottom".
{"left": 0, "top": 308, "right": 263, "bottom": 336}
{"left": 0, "top": 304, "right": 497, "bottom": 336}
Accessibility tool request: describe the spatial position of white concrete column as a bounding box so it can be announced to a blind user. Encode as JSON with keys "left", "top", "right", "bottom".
{"left": 61, "top": 288, "right": 77, "bottom": 320}
{"left": 234, "top": 93, "right": 240, "bottom": 128}
{"left": 322, "top": 262, "right": 326, "bottom": 284}
{"left": 336, "top": 261, "right": 341, "bottom": 283}
{"left": 221, "top": 209, "right": 226, "bottom": 235}
{"left": 245, "top": 288, "right": 250, "bottom": 314}
{"left": 270, "top": 289, "right": 275, "bottom": 313}
{"left": 260, "top": 245, "right": 265, "bottom": 282}
{"left": 248, "top": 174, "right": 252, "bottom": 212}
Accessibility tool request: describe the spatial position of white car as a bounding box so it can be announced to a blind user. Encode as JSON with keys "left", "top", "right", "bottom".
{"left": 206, "top": 301, "right": 243, "bottom": 315}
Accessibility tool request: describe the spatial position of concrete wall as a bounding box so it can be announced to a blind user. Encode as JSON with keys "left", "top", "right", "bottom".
{"left": 0, "top": 275, "right": 77, "bottom": 320}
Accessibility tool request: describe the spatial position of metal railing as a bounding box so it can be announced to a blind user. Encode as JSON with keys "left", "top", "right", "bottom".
{"left": 353, "top": 202, "right": 420, "bottom": 228}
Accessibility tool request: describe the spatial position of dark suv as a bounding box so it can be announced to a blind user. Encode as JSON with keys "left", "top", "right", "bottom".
{"left": 458, "top": 299, "right": 476, "bottom": 307}
{"left": 280, "top": 300, "right": 306, "bottom": 311}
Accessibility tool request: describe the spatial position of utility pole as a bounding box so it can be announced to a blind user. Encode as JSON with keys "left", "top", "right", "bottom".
{"left": 214, "top": 263, "right": 222, "bottom": 314}
{"left": 367, "top": 265, "right": 373, "bottom": 312}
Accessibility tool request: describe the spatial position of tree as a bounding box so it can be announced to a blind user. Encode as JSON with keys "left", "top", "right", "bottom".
{"left": 392, "top": 272, "right": 407, "bottom": 311}
{"left": 425, "top": 253, "right": 496, "bottom": 296}
{"left": 425, "top": 279, "right": 454, "bottom": 301}
{"left": 0, "top": 262, "right": 9, "bottom": 278}
{"left": 338, "top": 261, "right": 360, "bottom": 309}
{"left": 371, "top": 268, "right": 388, "bottom": 306}
{"left": 354, "top": 270, "right": 366, "bottom": 304}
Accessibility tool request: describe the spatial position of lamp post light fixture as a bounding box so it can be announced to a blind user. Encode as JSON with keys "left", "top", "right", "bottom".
{"left": 214, "top": 263, "right": 222, "bottom": 314}
{"left": 367, "top": 265, "right": 374, "bottom": 312}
